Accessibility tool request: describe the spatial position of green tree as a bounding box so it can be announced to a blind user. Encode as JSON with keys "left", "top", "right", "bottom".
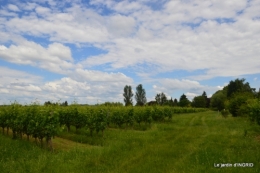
{"left": 228, "top": 92, "right": 254, "bottom": 117}
{"left": 202, "top": 91, "right": 207, "bottom": 99}
{"left": 123, "top": 85, "right": 134, "bottom": 106}
{"left": 227, "top": 78, "right": 253, "bottom": 98}
{"left": 179, "top": 94, "right": 190, "bottom": 107}
{"left": 191, "top": 96, "right": 206, "bottom": 108}
{"left": 248, "top": 99, "right": 260, "bottom": 125}
{"left": 155, "top": 92, "right": 168, "bottom": 105}
{"left": 210, "top": 90, "right": 227, "bottom": 110}
{"left": 100, "top": 102, "right": 123, "bottom": 107}
{"left": 173, "top": 98, "right": 178, "bottom": 106}
{"left": 61, "top": 101, "right": 68, "bottom": 106}
{"left": 135, "top": 84, "right": 147, "bottom": 106}
{"left": 257, "top": 88, "right": 260, "bottom": 99}
{"left": 168, "top": 97, "right": 174, "bottom": 106}
{"left": 191, "top": 91, "right": 208, "bottom": 108}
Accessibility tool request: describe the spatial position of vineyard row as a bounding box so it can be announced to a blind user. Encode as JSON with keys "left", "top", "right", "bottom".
{"left": 0, "top": 104, "right": 207, "bottom": 148}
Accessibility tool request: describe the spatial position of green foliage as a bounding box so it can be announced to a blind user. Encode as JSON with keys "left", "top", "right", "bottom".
{"left": 146, "top": 101, "right": 157, "bottom": 106}
{"left": 192, "top": 96, "right": 206, "bottom": 108}
{"left": 134, "top": 107, "right": 144, "bottom": 125}
{"left": 0, "top": 103, "right": 208, "bottom": 145}
{"left": 0, "top": 108, "right": 8, "bottom": 134}
{"left": 124, "top": 107, "right": 134, "bottom": 126}
{"left": 99, "top": 102, "right": 123, "bottom": 107}
{"left": 210, "top": 90, "right": 227, "bottom": 110}
{"left": 58, "top": 107, "right": 73, "bottom": 132}
{"left": 167, "top": 97, "right": 174, "bottom": 106}
{"left": 44, "top": 101, "right": 59, "bottom": 106}
{"left": 257, "top": 89, "right": 260, "bottom": 99}
{"left": 111, "top": 108, "right": 125, "bottom": 127}
{"left": 221, "top": 109, "right": 229, "bottom": 118}
{"left": 1, "top": 111, "right": 260, "bottom": 173}
{"left": 228, "top": 92, "right": 254, "bottom": 117}
{"left": 163, "top": 106, "right": 173, "bottom": 120}
{"left": 0, "top": 102, "right": 60, "bottom": 150}
{"left": 155, "top": 92, "right": 168, "bottom": 106}
{"left": 123, "top": 85, "right": 134, "bottom": 106}
{"left": 135, "top": 84, "right": 147, "bottom": 106}
{"left": 202, "top": 91, "right": 207, "bottom": 99}
{"left": 247, "top": 99, "right": 260, "bottom": 125}
{"left": 143, "top": 107, "right": 153, "bottom": 124}
{"left": 226, "top": 78, "right": 253, "bottom": 98}
{"left": 70, "top": 107, "right": 87, "bottom": 130}
{"left": 86, "top": 108, "right": 96, "bottom": 136}
{"left": 60, "top": 101, "right": 68, "bottom": 106}
{"left": 95, "top": 109, "right": 107, "bottom": 136}
{"left": 173, "top": 98, "right": 178, "bottom": 106}
{"left": 152, "top": 107, "right": 165, "bottom": 121}
{"left": 179, "top": 94, "right": 190, "bottom": 107}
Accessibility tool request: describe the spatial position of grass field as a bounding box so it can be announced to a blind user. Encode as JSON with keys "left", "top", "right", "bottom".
{"left": 0, "top": 111, "right": 260, "bottom": 173}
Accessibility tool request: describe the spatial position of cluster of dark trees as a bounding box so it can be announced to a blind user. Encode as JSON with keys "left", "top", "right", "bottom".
{"left": 96, "top": 102, "right": 124, "bottom": 107}
{"left": 44, "top": 101, "right": 68, "bottom": 106}
{"left": 43, "top": 78, "right": 259, "bottom": 114}
{"left": 210, "top": 78, "right": 259, "bottom": 117}
{"left": 123, "top": 84, "right": 210, "bottom": 108}
{"left": 123, "top": 84, "right": 146, "bottom": 106}
{"left": 123, "top": 78, "right": 260, "bottom": 112}
{"left": 147, "top": 92, "right": 210, "bottom": 108}
{"left": 191, "top": 91, "right": 210, "bottom": 108}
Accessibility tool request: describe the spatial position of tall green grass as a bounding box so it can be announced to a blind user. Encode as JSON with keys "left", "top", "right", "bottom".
{"left": 0, "top": 111, "right": 259, "bottom": 173}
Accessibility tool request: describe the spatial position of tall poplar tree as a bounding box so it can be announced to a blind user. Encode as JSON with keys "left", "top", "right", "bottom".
{"left": 135, "top": 84, "right": 147, "bottom": 106}
{"left": 123, "top": 85, "right": 133, "bottom": 106}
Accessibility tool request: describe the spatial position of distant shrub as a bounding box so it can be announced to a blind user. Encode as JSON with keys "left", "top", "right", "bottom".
{"left": 248, "top": 100, "right": 260, "bottom": 125}
{"left": 228, "top": 92, "right": 254, "bottom": 117}
{"left": 221, "top": 109, "right": 229, "bottom": 118}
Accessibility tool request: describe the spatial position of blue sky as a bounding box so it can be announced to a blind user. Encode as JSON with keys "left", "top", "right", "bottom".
{"left": 0, "top": 0, "right": 260, "bottom": 105}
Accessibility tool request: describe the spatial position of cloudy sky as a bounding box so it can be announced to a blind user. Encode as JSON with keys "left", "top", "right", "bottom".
{"left": 0, "top": 0, "right": 260, "bottom": 105}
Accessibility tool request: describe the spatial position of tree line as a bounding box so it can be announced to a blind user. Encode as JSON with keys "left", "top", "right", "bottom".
{"left": 123, "top": 84, "right": 210, "bottom": 108}
{"left": 43, "top": 78, "right": 259, "bottom": 113}
{"left": 210, "top": 78, "right": 259, "bottom": 117}
{"left": 123, "top": 78, "right": 260, "bottom": 112}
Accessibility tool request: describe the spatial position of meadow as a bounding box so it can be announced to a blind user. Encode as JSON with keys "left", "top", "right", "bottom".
{"left": 0, "top": 111, "right": 260, "bottom": 173}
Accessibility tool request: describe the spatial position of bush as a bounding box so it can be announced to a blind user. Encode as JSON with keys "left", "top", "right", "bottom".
{"left": 228, "top": 92, "right": 254, "bottom": 117}
{"left": 248, "top": 99, "right": 260, "bottom": 125}
{"left": 221, "top": 109, "right": 229, "bottom": 118}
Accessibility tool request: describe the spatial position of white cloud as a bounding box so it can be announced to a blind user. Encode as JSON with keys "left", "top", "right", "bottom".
{"left": 0, "top": 89, "right": 9, "bottom": 94}
{"left": 40, "top": 73, "right": 133, "bottom": 104}
{"left": 149, "top": 78, "right": 222, "bottom": 100}
{"left": 112, "top": 1, "right": 143, "bottom": 14}
{"left": 186, "top": 92, "right": 198, "bottom": 101}
{"left": 4, "top": 4, "right": 109, "bottom": 43}
{"left": 0, "top": 66, "right": 134, "bottom": 104}
{"left": 163, "top": 0, "right": 247, "bottom": 20}
{"left": 0, "top": 41, "right": 74, "bottom": 74}
{"left": 12, "top": 84, "right": 42, "bottom": 92}
{"left": 7, "top": 4, "right": 20, "bottom": 12}
{"left": 217, "top": 86, "right": 224, "bottom": 90}
{"left": 35, "top": 6, "right": 51, "bottom": 16}
{"left": 69, "top": 68, "right": 133, "bottom": 83}
{"left": 1, "top": 0, "right": 260, "bottom": 104}
{"left": 0, "top": 67, "right": 43, "bottom": 104}
{"left": 107, "top": 15, "right": 136, "bottom": 37}
{"left": 0, "top": 66, "right": 43, "bottom": 85}
{"left": 2, "top": 0, "right": 259, "bottom": 80}
{"left": 0, "top": 9, "right": 18, "bottom": 17}
{"left": 21, "top": 2, "right": 38, "bottom": 11}
{"left": 160, "top": 79, "right": 203, "bottom": 91}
